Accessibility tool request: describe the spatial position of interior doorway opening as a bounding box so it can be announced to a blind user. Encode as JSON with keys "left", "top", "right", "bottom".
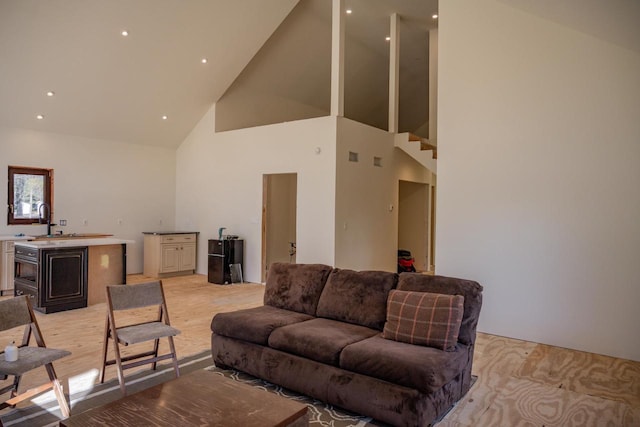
{"left": 398, "top": 180, "right": 431, "bottom": 272}
{"left": 262, "top": 173, "right": 297, "bottom": 282}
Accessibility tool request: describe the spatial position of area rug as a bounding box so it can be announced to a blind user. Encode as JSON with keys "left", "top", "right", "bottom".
{"left": 1, "top": 350, "right": 474, "bottom": 427}
{"left": 205, "top": 365, "right": 379, "bottom": 426}
{"left": 204, "top": 367, "right": 476, "bottom": 427}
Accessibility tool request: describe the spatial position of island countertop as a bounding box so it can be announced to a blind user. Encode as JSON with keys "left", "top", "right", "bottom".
{"left": 15, "top": 237, "right": 134, "bottom": 249}
{"left": 0, "top": 235, "right": 33, "bottom": 241}
{"left": 142, "top": 231, "right": 200, "bottom": 235}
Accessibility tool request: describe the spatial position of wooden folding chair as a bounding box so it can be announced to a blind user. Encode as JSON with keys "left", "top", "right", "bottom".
{"left": 99, "top": 280, "right": 180, "bottom": 395}
{"left": 0, "top": 296, "right": 70, "bottom": 419}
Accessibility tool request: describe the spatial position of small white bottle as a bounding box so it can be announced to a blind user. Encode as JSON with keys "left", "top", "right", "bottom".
{"left": 4, "top": 341, "right": 18, "bottom": 362}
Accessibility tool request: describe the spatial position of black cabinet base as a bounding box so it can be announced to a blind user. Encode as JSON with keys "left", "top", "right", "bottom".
{"left": 14, "top": 246, "right": 88, "bottom": 314}
{"left": 33, "top": 300, "right": 87, "bottom": 314}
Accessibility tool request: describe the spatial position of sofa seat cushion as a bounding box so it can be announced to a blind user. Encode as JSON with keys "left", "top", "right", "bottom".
{"left": 212, "top": 306, "right": 313, "bottom": 345}
{"left": 340, "top": 335, "right": 469, "bottom": 394}
{"left": 316, "top": 268, "right": 398, "bottom": 330}
{"left": 268, "top": 318, "right": 379, "bottom": 366}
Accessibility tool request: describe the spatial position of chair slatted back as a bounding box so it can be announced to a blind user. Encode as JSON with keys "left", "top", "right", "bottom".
{"left": 100, "top": 279, "right": 178, "bottom": 395}
{"left": 0, "top": 296, "right": 33, "bottom": 332}
{"left": 107, "top": 281, "right": 165, "bottom": 311}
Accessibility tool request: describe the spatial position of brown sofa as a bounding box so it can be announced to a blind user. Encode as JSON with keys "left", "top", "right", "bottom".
{"left": 211, "top": 263, "right": 483, "bottom": 426}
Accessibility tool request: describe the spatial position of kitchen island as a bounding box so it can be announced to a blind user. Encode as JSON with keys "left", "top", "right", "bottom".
{"left": 14, "top": 238, "right": 133, "bottom": 313}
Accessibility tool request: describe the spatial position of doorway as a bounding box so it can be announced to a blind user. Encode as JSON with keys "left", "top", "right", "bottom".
{"left": 262, "top": 173, "right": 297, "bottom": 282}
{"left": 398, "top": 180, "right": 429, "bottom": 272}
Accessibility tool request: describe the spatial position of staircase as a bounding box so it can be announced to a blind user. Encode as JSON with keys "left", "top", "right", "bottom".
{"left": 408, "top": 133, "right": 437, "bottom": 159}
{"left": 394, "top": 132, "right": 437, "bottom": 173}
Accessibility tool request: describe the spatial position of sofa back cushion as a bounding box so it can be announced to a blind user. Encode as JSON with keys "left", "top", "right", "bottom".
{"left": 382, "top": 290, "right": 464, "bottom": 351}
{"left": 316, "top": 268, "right": 398, "bottom": 330}
{"left": 264, "top": 263, "right": 333, "bottom": 315}
{"left": 397, "top": 273, "right": 483, "bottom": 346}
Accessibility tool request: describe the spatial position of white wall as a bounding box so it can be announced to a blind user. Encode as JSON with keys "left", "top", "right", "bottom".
{"left": 176, "top": 105, "right": 337, "bottom": 283}
{"left": 438, "top": 1, "right": 640, "bottom": 361}
{"left": 215, "top": 0, "right": 331, "bottom": 132}
{"left": 344, "top": 22, "right": 389, "bottom": 131}
{"left": 335, "top": 118, "right": 432, "bottom": 272}
{"left": 0, "top": 126, "right": 176, "bottom": 273}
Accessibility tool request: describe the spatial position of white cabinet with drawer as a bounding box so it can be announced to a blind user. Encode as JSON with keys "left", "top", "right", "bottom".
{"left": 143, "top": 232, "right": 198, "bottom": 278}
{"left": 1, "top": 240, "right": 21, "bottom": 295}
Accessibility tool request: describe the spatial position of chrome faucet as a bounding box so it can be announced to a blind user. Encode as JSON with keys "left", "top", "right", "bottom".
{"left": 38, "top": 202, "right": 56, "bottom": 236}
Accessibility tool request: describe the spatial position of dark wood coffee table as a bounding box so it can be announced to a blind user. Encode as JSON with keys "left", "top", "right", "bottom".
{"left": 60, "top": 369, "right": 308, "bottom": 426}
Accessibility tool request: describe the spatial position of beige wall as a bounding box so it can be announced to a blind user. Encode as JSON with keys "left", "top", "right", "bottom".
{"left": 334, "top": 117, "right": 432, "bottom": 271}
{"left": 344, "top": 21, "right": 389, "bottom": 131}
{"left": 0, "top": 126, "right": 176, "bottom": 273}
{"left": 180, "top": 112, "right": 433, "bottom": 279}
{"left": 176, "top": 106, "right": 336, "bottom": 283}
{"left": 437, "top": 1, "right": 640, "bottom": 361}
{"left": 215, "top": 0, "right": 331, "bottom": 132}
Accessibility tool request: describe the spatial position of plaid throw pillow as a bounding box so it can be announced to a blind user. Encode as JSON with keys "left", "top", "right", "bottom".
{"left": 382, "top": 290, "right": 464, "bottom": 351}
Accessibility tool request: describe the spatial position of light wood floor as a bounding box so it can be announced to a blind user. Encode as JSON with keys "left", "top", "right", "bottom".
{"left": 0, "top": 274, "right": 265, "bottom": 409}
{"left": 1, "top": 274, "right": 639, "bottom": 426}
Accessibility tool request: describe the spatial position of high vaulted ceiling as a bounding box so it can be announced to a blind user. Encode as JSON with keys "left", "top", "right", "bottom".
{"left": 0, "top": 0, "right": 298, "bottom": 148}
{"left": 0, "top": 0, "right": 440, "bottom": 149}
{"left": 3, "top": 1, "right": 635, "bottom": 150}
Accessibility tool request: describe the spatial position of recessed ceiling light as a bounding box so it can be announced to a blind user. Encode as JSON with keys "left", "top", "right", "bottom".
{"left": 46, "top": 91, "right": 55, "bottom": 97}
{"left": 201, "top": 58, "right": 208, "bottom": 64}
{"left": 432, "top": 14, "right": 438, "bottom": 19}
{"left": 121, "top": 30, "right": 129, "bottom": 37}
{"left": 385, "top": 36, "right": 391, "bottom": 41}
{"left": 346, "top": 9, "right": 352, "bottom": 14}
{"left": 36, "top": 114, "right": 44, "bottom": 120}
{"left": 161, "top": 115, "right": 168, "bottom": 120}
